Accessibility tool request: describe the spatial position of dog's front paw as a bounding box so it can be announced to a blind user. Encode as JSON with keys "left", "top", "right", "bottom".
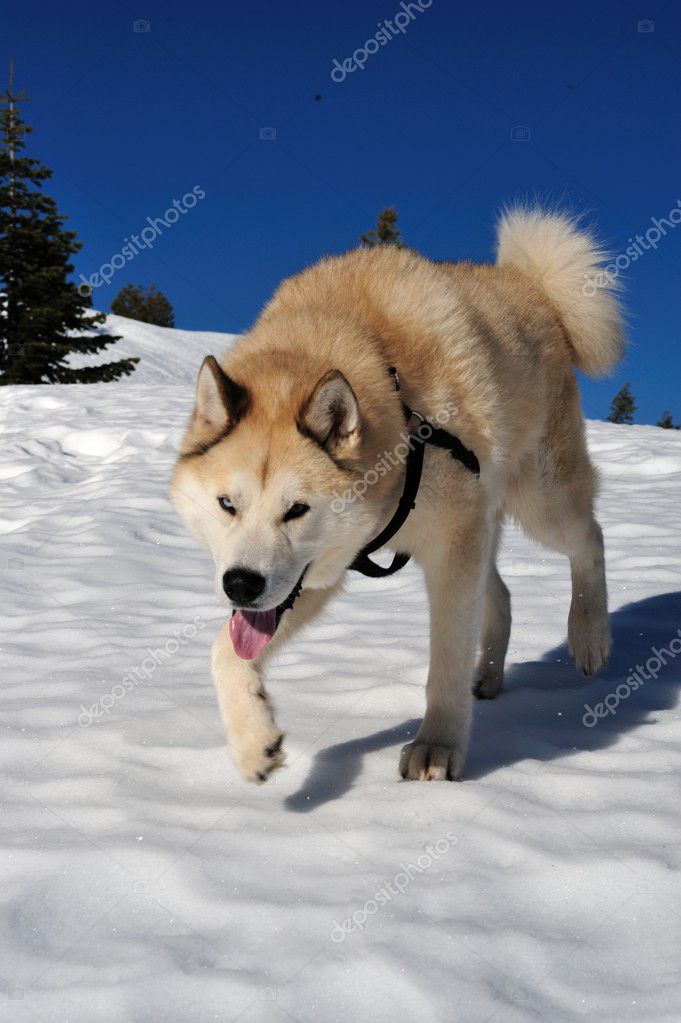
{"left": 399, "top": 741, "right": 463, "bottom": 781}
{"left": 231, "top": 726, "right": 285, "bottom": 784}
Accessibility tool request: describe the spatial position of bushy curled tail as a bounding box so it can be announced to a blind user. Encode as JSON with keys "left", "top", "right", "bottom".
{"left": 495, "top": 207, "right": 625, "bottom": 377}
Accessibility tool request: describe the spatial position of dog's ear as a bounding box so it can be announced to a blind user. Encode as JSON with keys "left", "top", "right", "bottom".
{"left": 298, "top": 369, "right": 361, "bottom": 458}
{"left": 195, "top": 355, "right": 248, "bottom": 431}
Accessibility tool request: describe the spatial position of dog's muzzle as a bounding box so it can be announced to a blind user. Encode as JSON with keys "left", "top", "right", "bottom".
{"left": 228, "top": 565, "right": 309, "bottom": 660}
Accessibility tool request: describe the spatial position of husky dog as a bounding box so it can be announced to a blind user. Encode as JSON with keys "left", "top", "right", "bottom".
{"left": 171, "top": 209, "right": 624, "bottom": 784}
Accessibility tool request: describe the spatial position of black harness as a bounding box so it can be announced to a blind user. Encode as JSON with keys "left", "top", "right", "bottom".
{"left": 349, "top": 368, "right": 480, "bottom": 578}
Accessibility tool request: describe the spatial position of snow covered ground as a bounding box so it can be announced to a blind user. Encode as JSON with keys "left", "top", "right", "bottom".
{"left": 1, "top": 320, "right": 681, "bottom": 1023}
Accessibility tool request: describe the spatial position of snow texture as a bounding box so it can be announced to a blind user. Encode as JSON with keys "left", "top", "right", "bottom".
{"left": 1, "top": 318, "right": 680, "bottom": 1022}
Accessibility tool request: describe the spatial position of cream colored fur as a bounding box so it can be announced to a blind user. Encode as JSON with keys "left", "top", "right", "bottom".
{"left": 171, "top": 207, "right": 624, "bottom": 784}
{"left": 496, "top": 207, "right": 624, "bottom": 376}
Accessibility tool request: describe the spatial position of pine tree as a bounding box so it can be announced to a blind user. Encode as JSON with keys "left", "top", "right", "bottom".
{"left": 360, "top": 206, "right": 404, "bottom": 247}
{"left": 657, "top": 411, "right": 680, "bottom": 430}
{"left": 607, "top": 383, "right": 636, "bottom": 424}
{"left": 0, "top": 66, "right": 137, "bottom": 384}
{"left": 111, "top": 283, "right": 175, "bottom": 327}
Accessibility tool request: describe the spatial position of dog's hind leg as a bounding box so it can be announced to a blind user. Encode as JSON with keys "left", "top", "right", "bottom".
{"left": 519, "top": 499, "right": 610, "bottom": 676}
{"left": 566, "top": 515, "right": 611, "bottom": 676}
{"left": 212, "top": 582, "right": 340, "bottom": 783}
{"left": 473, "top": 521, "right": 511, "bottom": 700}
{"left": 507, "top": 402, "right": 611, "bottom": 677}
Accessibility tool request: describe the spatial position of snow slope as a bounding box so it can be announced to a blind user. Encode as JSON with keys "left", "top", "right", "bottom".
{"left": 69, "top": 312, "right": 236, "bottom": 384}
{"left": 1, "top": 320, "right": 681, "bottom": 1023}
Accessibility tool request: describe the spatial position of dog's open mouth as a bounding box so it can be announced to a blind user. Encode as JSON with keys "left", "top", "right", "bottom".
{"left": 228, "top": 567, "right": 308, "bottom": 660}
{"left": 229, "top": 607, "right": 278, "bottom": 660}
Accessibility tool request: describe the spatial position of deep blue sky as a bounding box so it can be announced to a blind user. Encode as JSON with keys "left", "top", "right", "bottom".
{"left": 3, "top": 0, "right": 680, "bottom": 422}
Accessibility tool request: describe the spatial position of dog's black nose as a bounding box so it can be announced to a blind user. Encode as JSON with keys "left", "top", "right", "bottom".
{"left": 222, "top": 568, "right": 266, "bottom": 605}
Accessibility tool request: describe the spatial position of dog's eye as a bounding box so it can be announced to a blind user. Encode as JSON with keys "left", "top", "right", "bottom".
{"left": 217, "top": 496, "right": 236, "bottom": 515}
{"left": 283, "top": 502, "right": 310, "bottom": 523}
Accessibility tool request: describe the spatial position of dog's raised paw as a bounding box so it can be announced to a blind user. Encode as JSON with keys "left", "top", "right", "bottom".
{"left": 265, "top": 734, "right": 284, "bottom": 758}
{"left": 399, "top": 741, "right": 463, "bottom": 782}
{"left": 232, "top": 727, "right": 286, "bottom": 784}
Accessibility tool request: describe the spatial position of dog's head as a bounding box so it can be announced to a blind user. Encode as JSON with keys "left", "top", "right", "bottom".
{"left": 171, "top": 347, "right": 400, "bottom": 658}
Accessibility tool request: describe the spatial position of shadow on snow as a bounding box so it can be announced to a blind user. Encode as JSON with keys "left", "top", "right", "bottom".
{"left": 285, "top": 590, "right": 681, "bottom": 812}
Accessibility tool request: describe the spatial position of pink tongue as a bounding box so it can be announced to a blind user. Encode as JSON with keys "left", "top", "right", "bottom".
{"left": 229, "top": 608, "right": 278, "bottom": 660}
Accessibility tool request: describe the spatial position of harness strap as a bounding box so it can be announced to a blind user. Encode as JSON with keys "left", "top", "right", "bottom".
{"left": 403, "top": 403, "right": 480, "bottom": 476}
{"left": 349, "top": 370, "right": 480, "bottom": 578}
{"left": 348, "top": 433, "right": 426, "bottom": 577}
{"left": 276, "top": 564, "right": 308, "bottom": 619}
